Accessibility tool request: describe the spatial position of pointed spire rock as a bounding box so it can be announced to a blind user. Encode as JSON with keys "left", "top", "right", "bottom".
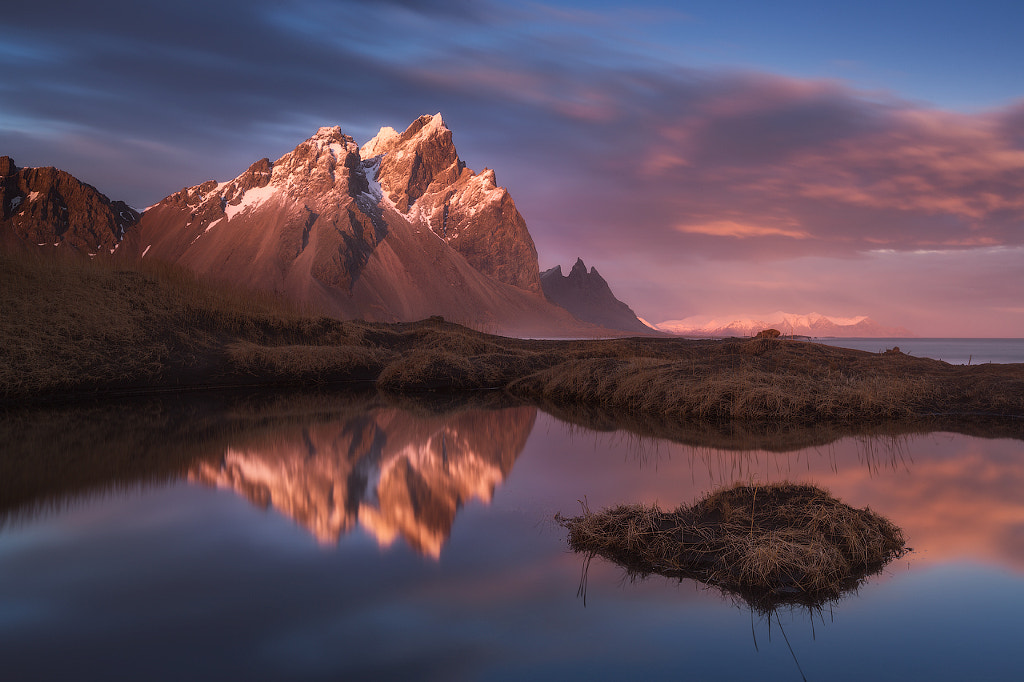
{"left": 541, "top": 258, "right": 657, "bottom": 335}
{"left": 569, "top": 257, "right": 589, "bottom": 278}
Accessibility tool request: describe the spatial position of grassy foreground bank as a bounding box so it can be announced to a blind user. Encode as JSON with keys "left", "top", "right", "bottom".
{"left": 3, "top": 251, "right": 1024, "bottom": 428}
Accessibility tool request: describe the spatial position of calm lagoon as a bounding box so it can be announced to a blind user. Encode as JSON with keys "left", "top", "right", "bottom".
{"left": 1, "top": 394, "right": 1023, "bottom": 680}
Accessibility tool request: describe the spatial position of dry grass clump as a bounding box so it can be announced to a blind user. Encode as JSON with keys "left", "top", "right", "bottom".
{"left": 377, "top": 349, "right": 485, "bottom": 391}
{"left": 557, "top": 482, "right": 907, "bottom": 610}
{"left": 226, "top": 341, "right": 391, "bottom": 382}
{"left": 510, "top": 352, "right": 949, "bottom": 424}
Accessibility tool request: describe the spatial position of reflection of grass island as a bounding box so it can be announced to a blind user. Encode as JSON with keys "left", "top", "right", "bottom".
{"left": 557, "top": 482, "right": 908, "bottom": 610}
{"left": 3, "top": 252, "right": 1024, "bottom": 435}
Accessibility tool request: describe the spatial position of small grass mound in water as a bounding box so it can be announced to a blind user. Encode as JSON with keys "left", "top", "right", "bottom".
{"left": 557, "top": 482, "right": 908, "bottom": 610}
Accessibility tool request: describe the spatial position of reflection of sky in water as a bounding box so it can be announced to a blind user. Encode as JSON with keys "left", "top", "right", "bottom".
{"left": 1, "top": 408, "right": 1023, "bottom": 680}
{"left": 533, "top": 427, "right": 1024, "bottom": 571}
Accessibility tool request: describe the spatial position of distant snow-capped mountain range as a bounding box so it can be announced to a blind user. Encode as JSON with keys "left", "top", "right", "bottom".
{"left": 657, "top": 311, "right": 914, "bottom": 338}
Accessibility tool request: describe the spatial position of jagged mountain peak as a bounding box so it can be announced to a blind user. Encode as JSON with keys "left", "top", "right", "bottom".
{"left": 360, "top": 126, "right": 399, "bottom": 159}
{"left": 568, "top": 256, "right": 603, "bottom": 281}
{"left": 557, "top": 257, "right": 607, "bottom": 286}
{"left": 310, "top": 125, "right": 352, "bottom": 144}
{"left": 114, "top": 115, "right": 604, "bottom": 333}
{"left": 361, "top": 113, "right": 464, "bottom": 213}
{"left": 360, "top": 113, "right": 449, "bottom": 160}
{"left": 355, "top": 114, "right": 541, "bottom": 293}
{"left": 1, "top": 155, "right": 139, "bottom": 253}
{"left": 162, "top": 124, "right": 371, "bottom": 227}
{"left": 541, "top": 258, "right": 656, "bottom": 335}
{"left": 400, "top": 112, "right": 447, "bottom": 141}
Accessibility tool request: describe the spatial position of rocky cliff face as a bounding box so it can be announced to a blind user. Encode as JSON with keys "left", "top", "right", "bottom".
{"left": 362, "top": 114, "right": 542, "bottom": 293}
{"left": 541, "top": 258, "right": 656, "bottom": 334}
{"left": 0, "top": 156, "right": 139, "bottom": 252}
{"left": 119, "top": 115, "right": 589, "bottom": 336}
{"left": 189, "top": 406, "right": 537, "bottom": 557}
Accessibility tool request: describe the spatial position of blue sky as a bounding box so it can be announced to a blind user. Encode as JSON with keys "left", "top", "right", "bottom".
{"left": 3, "top": 0, "right": 1023, "bottom": 334}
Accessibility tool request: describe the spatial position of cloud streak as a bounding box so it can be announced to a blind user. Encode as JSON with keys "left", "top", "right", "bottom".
{"left": 3, "top": 1, "right": 1023, "bottom": 334}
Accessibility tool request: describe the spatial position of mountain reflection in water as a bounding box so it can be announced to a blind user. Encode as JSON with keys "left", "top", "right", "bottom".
{"left": 188, "top": 407, "right": 535, "bottom": 556}
{"left": 2, "top": 391, "right": 1022, "bottom": 572}
{"left": 3, "top": 392, "right": 1024, "bottom": 680}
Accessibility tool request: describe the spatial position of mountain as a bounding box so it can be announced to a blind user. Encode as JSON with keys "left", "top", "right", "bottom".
{"left": 189, "top": 406, "right": 536, "bottom": 557}
{"left": 118, "top": 114, "right": 592, "bottom": 336}
{"left": 657, "top": 311, "right": 915, "bottom": 338}
{"left": 540, "top": 258, "right": 658, "bottom": 334}
{"left": 0, "top": 156, "right": 139, "bottom": 252}
{"left": 362, "top": 114, "right": 541, "bottom": 293}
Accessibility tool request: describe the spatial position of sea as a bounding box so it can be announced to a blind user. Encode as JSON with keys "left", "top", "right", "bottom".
{"left": 806, "top": 337, "right": 1024, "bottom": 365}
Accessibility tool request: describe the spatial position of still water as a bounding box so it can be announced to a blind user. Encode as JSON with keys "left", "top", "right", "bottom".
{"left": 810, "top": 337, "right": 1024, "bottom": 366}
{"left": 2, "top": 393, "right": 1023, "bottom": 681}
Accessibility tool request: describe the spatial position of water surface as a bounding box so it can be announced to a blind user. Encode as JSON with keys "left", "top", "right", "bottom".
{"left": 1, "top": 393, "right": 1023, "bottom": 680}
{"left": 810, "top": 337, "right": 1024, "bottom": 365}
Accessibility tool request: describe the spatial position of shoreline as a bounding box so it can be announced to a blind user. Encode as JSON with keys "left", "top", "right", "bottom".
{"left": 4, "top": 252, "right": 1024, "bottom": 432}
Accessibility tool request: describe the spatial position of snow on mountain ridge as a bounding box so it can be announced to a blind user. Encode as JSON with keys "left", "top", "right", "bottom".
{"left": 657, "top": 311, "right": 911, "bottom": 337}
{"left": 360, "top": 125, "right": 399, "bottom": 159}
{"left": 167, "top": 125, "right": 373, "bottom": 226}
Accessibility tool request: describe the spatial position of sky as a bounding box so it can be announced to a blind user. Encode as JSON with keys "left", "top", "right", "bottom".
{"left": 3, "top": 0, "right": 1023, "bottom": 336}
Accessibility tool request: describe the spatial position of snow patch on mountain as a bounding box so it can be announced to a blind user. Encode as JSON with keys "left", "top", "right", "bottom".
{"left": 360, "top": 126, "right": 399, "bottom": 159}
{"left": 225, "top": 184, "right": 279, "bottom": 220}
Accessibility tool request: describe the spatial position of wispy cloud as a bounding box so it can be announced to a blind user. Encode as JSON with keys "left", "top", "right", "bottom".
{"left": 4, "top": 1, "right": 1024, "bottom": 333}
{"left": 676, "top": 220, "right": 811, "bottom": 239}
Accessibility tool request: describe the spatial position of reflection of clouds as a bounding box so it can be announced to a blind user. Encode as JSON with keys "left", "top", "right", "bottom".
{"left": 190, "top": 407, "right": 536, "bottom": 557}
{"left": 548, "top": 422, "right": 1024, "bottom": 574}
{"left": 697, "top": 436, "right": 1024, "bottom": 571}
{"left": 809, "top": 439, "right": 1024, "bottom": 570}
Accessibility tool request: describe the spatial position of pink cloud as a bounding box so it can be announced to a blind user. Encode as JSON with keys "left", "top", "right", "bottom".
{"left": 676, "top": 220, "right": 810, "bottom": 239}
{"left": 467, "top": 64, "right": 1024, "bottom": 332}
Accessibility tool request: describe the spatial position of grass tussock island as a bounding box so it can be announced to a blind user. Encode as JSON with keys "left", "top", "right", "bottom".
{"left": 3, "top": 251, "right": 1024, "bottom": 431}
{"left": 558, "top": 483, "right": 908, "bottom": 610}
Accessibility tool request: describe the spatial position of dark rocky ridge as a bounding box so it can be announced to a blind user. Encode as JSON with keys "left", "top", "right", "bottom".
{"left": 541, "top": 258, "right": 656, "bottom": 334}
{"left": 0, "top": 156, "right": 139, "bottom": 253}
